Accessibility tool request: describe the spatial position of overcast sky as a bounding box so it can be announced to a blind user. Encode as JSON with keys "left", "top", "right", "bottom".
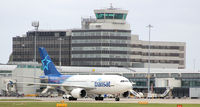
{"left": 0, "top": 0, "right": 200, "bottom": 70}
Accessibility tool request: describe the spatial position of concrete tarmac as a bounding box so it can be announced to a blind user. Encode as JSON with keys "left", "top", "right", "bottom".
{"left": 0, "top": 97, "right": 200, "bottom": 104}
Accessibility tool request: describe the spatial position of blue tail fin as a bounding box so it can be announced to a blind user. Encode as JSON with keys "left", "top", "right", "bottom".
{"left": 39, "top": 47, "right": 61, "bottom": 76}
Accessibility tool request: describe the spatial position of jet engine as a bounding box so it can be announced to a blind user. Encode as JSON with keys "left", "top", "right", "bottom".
{"left": 121, "top": 91, "right": 130, "bottom": 98}
{"left": 70, "top": 88, "right": 87, "bottom": 98}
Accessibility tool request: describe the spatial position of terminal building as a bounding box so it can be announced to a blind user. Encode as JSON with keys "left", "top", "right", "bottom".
{"left": 12, "top": 6, "right": 185, "bottom": 69}
{"left": 12, "top": 31, "right": 71, "bottom": 66}
{"left": 130, "top": 35, "right": 185, "bottom": 69}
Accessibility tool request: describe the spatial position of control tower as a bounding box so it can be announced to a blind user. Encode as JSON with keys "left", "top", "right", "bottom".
{"left": 82, "top": 6, "right": 130, "bottom": 30}
{"left": 73, "top": 6, "right": 132, "bottom": 67}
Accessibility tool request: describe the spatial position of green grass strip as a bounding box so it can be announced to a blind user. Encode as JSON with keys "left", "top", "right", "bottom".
{"left": 0, "top": 102, "right": 199, "bottom": 107}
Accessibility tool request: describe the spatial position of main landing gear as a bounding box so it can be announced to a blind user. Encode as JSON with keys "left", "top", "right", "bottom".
{"left": 95, "top": 95, "right": 104, "bottom": 101}
{"left": 69, "top": 97, "right": 77, "bottom": 101}
{"left": 115, "top": 94, "right": 120, "bottom": 101}
{"left": 115, "top": 97, "right": 120, "bottom": 101}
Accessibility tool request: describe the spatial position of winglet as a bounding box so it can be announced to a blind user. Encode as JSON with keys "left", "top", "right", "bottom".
{"left": 39, "top": 47, "right": 61, "bottom": 76}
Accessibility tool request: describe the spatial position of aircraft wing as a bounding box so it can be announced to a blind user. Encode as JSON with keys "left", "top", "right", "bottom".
{"left": 16, "top": 82, "right": 95, "bottom": 89}
{"left": 15, "top": 76, "right": 42, "bottom": 79}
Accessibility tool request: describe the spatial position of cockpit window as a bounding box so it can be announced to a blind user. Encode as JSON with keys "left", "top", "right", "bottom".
{"left": 120, "top": 80, "right": 129, "bottom": 82}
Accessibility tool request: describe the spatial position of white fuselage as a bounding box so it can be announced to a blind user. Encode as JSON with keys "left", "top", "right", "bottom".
{"left": 62, "top": 75, "right": 132, "bottom": 95}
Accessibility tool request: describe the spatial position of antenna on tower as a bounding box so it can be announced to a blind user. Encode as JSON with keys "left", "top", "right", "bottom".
{"left": 110, "top": 3, "right": 113, "bottom": 9}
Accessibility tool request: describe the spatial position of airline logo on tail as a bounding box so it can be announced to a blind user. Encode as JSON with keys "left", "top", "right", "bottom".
{"left": 41, "top": 55, "right": 51, "bottom": 71}
{"left": 39, "top": 47, "right": 61, "bottom": 76}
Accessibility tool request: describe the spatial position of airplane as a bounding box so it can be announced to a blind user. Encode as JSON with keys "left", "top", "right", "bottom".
{"left": 20, "top": 47, "right": 135, "bottom": 101}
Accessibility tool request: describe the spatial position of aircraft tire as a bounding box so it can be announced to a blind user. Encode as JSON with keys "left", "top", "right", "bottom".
{"left": 69, "top": 97, "right": 77, "bottom": 101}
{"left": 100, "top": 97, "right": 104, "bottom": 101}
{"left": 95, "top": 97, "right": 104, "bottom": 101}
{"left": 95, "top": 97, "right": 98, "bottom": 101}
{"left": 115, "top": 97, "right": 120, "bottom": 101}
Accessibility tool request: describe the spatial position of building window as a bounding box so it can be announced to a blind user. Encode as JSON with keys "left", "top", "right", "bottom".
{"left": 95, "top": 13, "right": 104, "bottom": 19}
{"left": 105, "top": 13, "right": 114, "bottom": 19}
{"left": 114, "top": 14, "right": 123, "bottom": 19}
{"left": 123, "top": 14, "right": 127, "bottom": 19}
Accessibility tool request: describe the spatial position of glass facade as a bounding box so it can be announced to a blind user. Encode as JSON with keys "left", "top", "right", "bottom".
{"left": 12, "top": 31, "right": 71, "bottom": 66}
{"left": 105, "top": 13, "right": 114, "bottom": 19}
{"left": 0, "top": 70, "right": 12, "bottom": 73}
{"left": 95, "top": 13, "right": 127, "bottom": 20}
{"left": 13, "top": 30, "right": 131, "bottom": 67}
{"left": 130, "top": 43, "right": 185, "bottom": 69}
{"left": 71, "top": 30, "right": 131, "bottom": 67}
{"left": 95, "top": 13, "right": 104, "bottom": 19}
{"left": 122, "top": 73, "right": 200, "bottom": 89}
{"left": 114, "top": 13, "right": 123, "bottom": 19}
{"left": 182, "top": 79, "right": 200, "bottom": 87}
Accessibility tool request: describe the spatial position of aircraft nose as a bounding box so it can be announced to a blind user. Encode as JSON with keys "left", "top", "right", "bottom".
{"left": 127, "top": 82, "right": 133, "bottom": 90}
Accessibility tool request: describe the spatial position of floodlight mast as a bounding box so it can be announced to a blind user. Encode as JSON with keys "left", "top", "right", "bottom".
{"left": 58, "top": 38, "right": 63, "bottom": 69}
{"left": 31, "top": 21, "right": 39, "bottom": 62}
{"left": 147, "top": 24, "right": 153, "bottom": 97}
{"left": 31, "top": 21, "right": 39, "bottom": 93}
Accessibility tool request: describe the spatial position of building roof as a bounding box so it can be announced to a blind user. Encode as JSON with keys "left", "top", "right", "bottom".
{"left": 60, "top": 66, "right": 200, "bottom": 74}
{"left": 0, "top": 65, "right": 17, "bottom": 71}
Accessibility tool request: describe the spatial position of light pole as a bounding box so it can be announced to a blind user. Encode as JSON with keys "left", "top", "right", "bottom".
{"left": 147, "top": 24, "right": 153, "bottom": 97}
{"left": 31, "top": 21, "right": 39, "bottom": 93}
{"left": 58, "top": 38, "right": 63, "bottom": 69}
{"left": 21, "top": 43, "right": 25, "bottom": 60}
{"left": 32, "top": 21, "right": 39, "bottom": 62}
